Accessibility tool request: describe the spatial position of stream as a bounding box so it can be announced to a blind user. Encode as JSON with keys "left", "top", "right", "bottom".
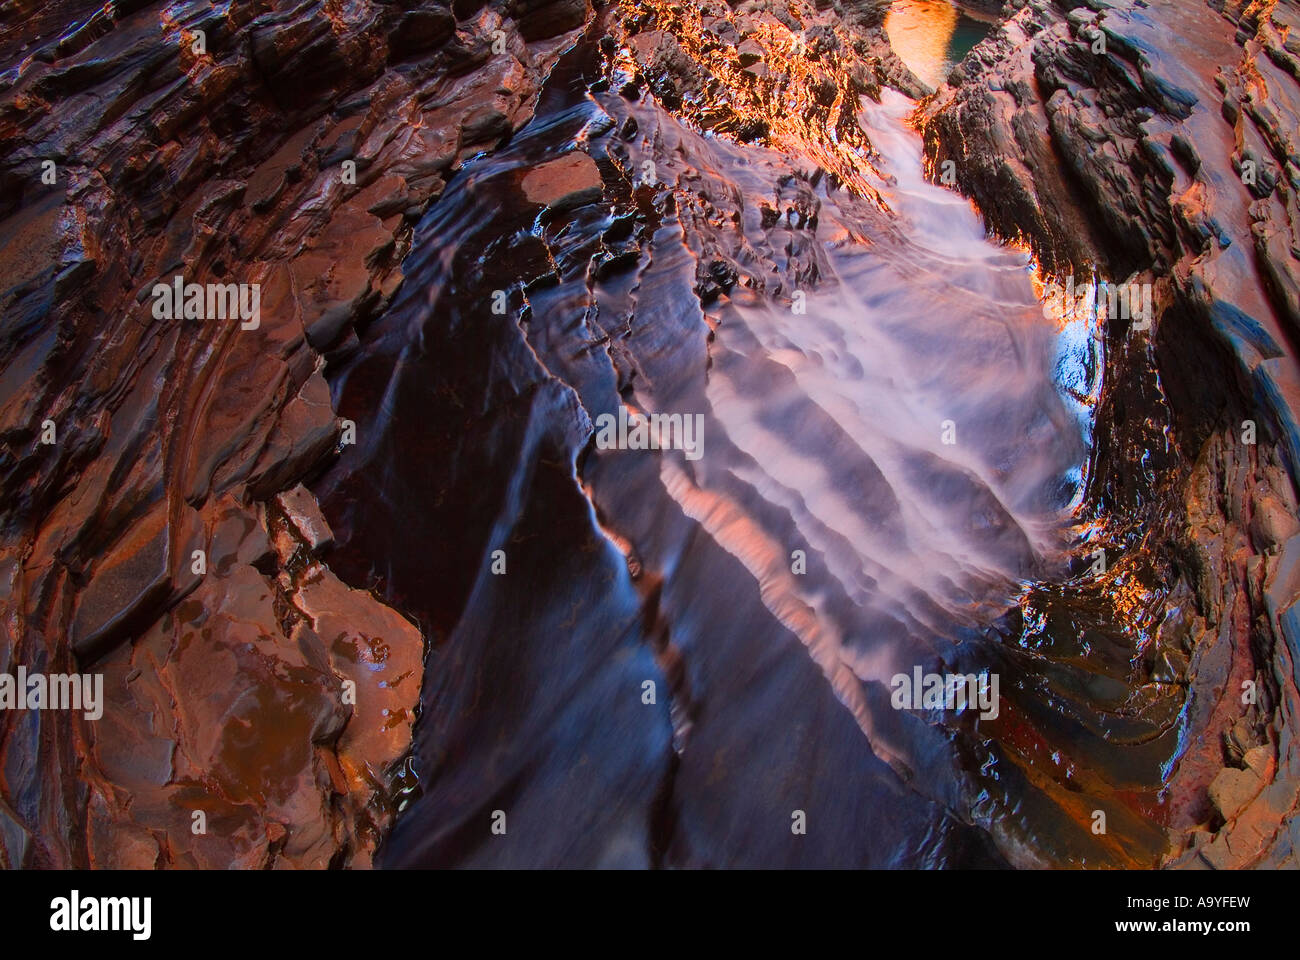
{"left": 312, "top": 20, "right": 1172, "bottom": 867}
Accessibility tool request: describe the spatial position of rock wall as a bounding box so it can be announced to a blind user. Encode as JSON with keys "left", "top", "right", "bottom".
{"left": 922, "top": 0, "right": 1300, "bottom": 867}
{"left": 0, "top": 0, "right": 587, "bottom": 868}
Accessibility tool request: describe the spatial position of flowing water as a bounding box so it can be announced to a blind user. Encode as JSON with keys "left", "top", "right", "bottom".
{"left": 312, "top": 27, "right": 1164, "bottom": 867}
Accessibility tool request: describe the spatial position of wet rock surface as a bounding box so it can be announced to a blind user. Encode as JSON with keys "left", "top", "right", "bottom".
{"left": 1, "top": 0, "right": 1298, "bottom": 870}
{"left": 320, "top": 4, "right": 1091, "bottom": 867}
{"left": 921, "top": 0, "right": 1300, "bottom": 866}
{"left": 0, "top": 0, "right": 580, "bottom": 867}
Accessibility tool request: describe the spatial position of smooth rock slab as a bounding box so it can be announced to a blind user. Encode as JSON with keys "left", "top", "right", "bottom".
{"left": 520, "top": 152, "right": 603, "bottom": 211}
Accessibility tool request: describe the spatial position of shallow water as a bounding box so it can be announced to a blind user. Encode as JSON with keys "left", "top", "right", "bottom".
{"left": 313, "top": 34, "right": 1140, "bottom": 867}
{"left": 885, "top": 0, "right": 995, "bottom": 89}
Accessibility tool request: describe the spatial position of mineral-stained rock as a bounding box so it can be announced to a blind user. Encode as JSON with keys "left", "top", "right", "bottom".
{"left": 508, "top": 0, "right": 592, "bottom": 41}
{"left": 736, "top": 38, "right": 764, "bottom": 67}
{"left": 6, "top": 0, "right": 1300, "bottom": 873}
{"left": 0, "top": 0, "right": 588, "bottom": 868}
{"left": 1209, "top": 764, "right": 1265, "bottom": 822}
{"left": 69, "top": 500, "right": 204, "bottom": 664}
{"left": 388, "top": 8, "right": 458, "bottom": 59}
{"left": 521, "top": 152, "right": 603, "bottom": 210}
{"left": 275, "top": 483, "right": 334, "bottom": 555}
{"left": 922, "top": 0, "right": 1300, "bottom": 868}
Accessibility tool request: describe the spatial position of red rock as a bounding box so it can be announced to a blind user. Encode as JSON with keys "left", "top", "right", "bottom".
{"left": 520, "top": 152, "right": 603, "bottom": 210}
{"left": 0, "top": 0, "right": 586, "bottom": 869}
{"left": 276, "top": 484, "right": 335, "bottom": 554}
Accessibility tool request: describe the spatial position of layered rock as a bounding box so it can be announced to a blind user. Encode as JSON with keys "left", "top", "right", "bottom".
{"left": 4, "top": 0, "right": 1299, "bottom": 871}
{"left": 921, "top": 0, "right": 1300, "bottom": 867}
{"left": 607, "top": 0, "right": 928, "bottom": 193}
{"left": 0, "top": 0, "right": 586, "bottom": 867}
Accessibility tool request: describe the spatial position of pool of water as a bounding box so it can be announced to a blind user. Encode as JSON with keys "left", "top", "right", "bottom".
{"left": 885, "top": 0, "right": 996, "bottom": 89}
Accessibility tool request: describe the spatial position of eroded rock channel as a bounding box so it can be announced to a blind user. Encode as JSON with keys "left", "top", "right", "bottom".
{"left": 1, "top": 0, "right": 1297, "bottom": 868}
